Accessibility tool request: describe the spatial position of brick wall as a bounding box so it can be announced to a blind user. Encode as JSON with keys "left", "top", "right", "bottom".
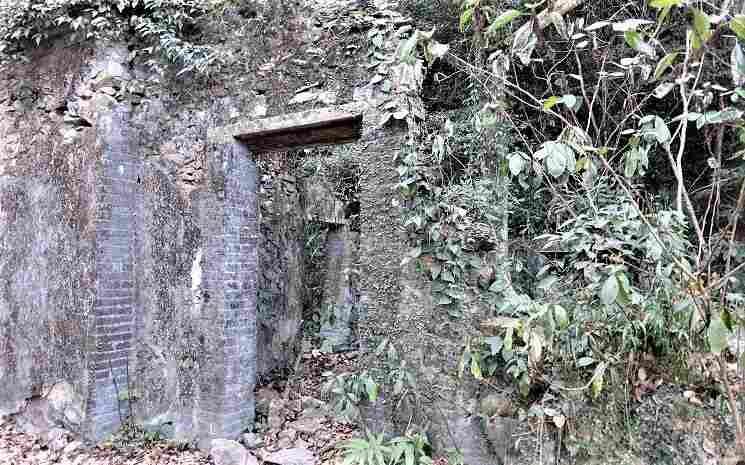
{"left": 87, "top": 105, "right": 141, "bottom": 440}
{"left": 195, "top": 142, "right": 257, "bottom": 441}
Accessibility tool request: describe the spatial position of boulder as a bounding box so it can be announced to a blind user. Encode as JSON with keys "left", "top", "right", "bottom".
{"left": 210, "top": 439, "right": 258, "bottom": 465}
{"left": 264, "top": 447, "right": 317, "bottom": 465}
{"left": 15, "top": 382, "right": 84, "bottom": 435}
{"left": 45, "top": 383, "right": 85, "bottom": 431}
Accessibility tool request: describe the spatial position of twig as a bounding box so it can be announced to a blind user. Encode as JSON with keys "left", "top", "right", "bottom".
{"left": 718, "top": 176, "right": 745, "bottom": 297}
{"left": 719, "top": 355, "right": 745, "bottom": 457}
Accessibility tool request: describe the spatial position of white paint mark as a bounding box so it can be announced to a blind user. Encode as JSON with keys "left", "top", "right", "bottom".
{"left": 191, "top": 248, "right": 203, "bottom": 292}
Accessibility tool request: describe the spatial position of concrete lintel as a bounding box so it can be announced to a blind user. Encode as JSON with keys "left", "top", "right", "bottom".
{"left": 208, "top": 106, "right": 363, "bottom": 151}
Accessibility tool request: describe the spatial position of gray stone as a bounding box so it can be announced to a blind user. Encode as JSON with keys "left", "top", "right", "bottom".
{"left": 63, "top": 440, "right": 83, "bottom": 455}
{"left": 15, "top": 383, "right": 84, "bottom": 435}
{"left": 318, "top": 229, "right": 360, "bottom": 352}
{"left": 264, "top": 448, "right": 317, "bottom": 465}
{"left": 210, "top": 439, "right": 258, "bottom": 465}
{"left": 45, "top": 427, "right": 69, "bottom": 451}
{"left": 241, "top": 432, "right": 262, "bottom": 449}
{"left": 288, "top": 417, "right": 322, "bottom": 435}
{"left": 484, "top": 417, "right": 520, "bottom": 463}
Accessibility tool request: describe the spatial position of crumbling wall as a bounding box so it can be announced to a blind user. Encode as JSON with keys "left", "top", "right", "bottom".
{"left": 256, "top": 167, "right": 305, "bottom": 380}
{"left": 0, "top": 46, "right": 107, "bottom": 432}
{"left": 0, "top": 43, "right": 266, "bottom": 443}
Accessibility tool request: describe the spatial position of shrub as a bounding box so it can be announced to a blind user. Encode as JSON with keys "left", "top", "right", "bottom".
{"left": 0, "top": 0, "right": 225, "bottom": 74}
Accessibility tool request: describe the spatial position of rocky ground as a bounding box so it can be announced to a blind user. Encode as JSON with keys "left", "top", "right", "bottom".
{"left": 3, "top": 349, "right": 745, "bottom": 465}
{"left": 0, "top": 351, "right": 358, "bottom": 465}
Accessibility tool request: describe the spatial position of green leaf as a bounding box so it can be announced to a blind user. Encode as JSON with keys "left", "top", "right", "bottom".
{"left": 730, "top": 15, "right": 745, "bottom": 41}
{"left": 625, "top": 30, "right": 655, "bottom": 57}
{"left": 545, "top": 148, "right": 566, "bottom": 178}
{"left": 600, "top": 275, "right": 619, "bottom": 306}
{"left": 470, "top": 354, "right": 483, "bottom": 379}
{"left": 519, "top": 372, "right": 530, "bottom": 397}
{"left": 708, "top": 314, "right": 731, "bottom": 354}
{"left": 508, "top": 152, "right": 527, "bottom": 175}
{"left": 503, "top": 327, "right": 514, "bottom": 352}
{"left": 733, "top": 42, "right": 745, "bottom": 87}
{"left": 529, "top": 331, "right": 543, "bottom": 363}
{"left": 624, "top": 148, "right": 640, "bottom": 178}
{"left": 653, "top": 82, "right": 675, "bottom": 99}
{"left": 484, "top": 336, "right": 504, "bottom": 356}
{"left": 654, "top": 52, "right": 678, "bottom": 80}
{"left": 437, "top": 295, "right": 453, "bottom": 306}
{"left": 543, "top": 95, "right": 562, "bottom": 111}
{"left": 428, "top": 41, "right": 449, "bottom": 61}
{"left": 654, "top": 116, "right": 671, "bottom": 144}
{"left": 649, "top": 0, "right": 682, "bottom": 8}
{"left": 691, "top": 8, "right": 712, "bottom": 49}
{"left": 591, "top": 362, "right": 606, "bottom": 399}
{"left": 365, "top": 378, "right": 378, "bottom": 402}
{"left": 512, "top": 20, "right": 537, "bottom": 65}
{"left": 487, "top": 9, "right": 522, "bottom": 35}
{"left": 460, "top": 7, "right": 474, "bottom": 32}
{"left": 537, "top": 141, "right": 574, "bottom": 178}
{"left": 656, "top": 5, "right": 673, "bottom": 29}
{"left": 624, "top": 30, "right": 641, "bottom": 49}
{"left": 562, "top": 94, "right": 580, "bottom": 112}
{"left": 697, "top": 108, "right": 744, "bottom": 128}
{"left": 554, "top": 305, "right": 569, "bottom": 329}
{"left": 399, "top": 31, "right": 419, "bottom": 60}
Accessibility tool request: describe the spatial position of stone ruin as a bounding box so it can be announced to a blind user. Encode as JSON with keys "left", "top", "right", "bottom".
{"left": 0, "top": 101, "right": 383, "bottom": 445}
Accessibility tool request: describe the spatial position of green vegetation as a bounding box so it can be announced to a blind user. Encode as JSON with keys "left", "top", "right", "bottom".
{"left": 361, "top": 0, "right": 745, "bottom": 458}
{"left": 0, "top": 0, "right": 227, "bottom": 74}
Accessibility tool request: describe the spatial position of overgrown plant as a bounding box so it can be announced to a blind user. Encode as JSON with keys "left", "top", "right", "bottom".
{"left": 338, "top": 431, "right": 433, "bottom": 465}
{"left": 0, "top": 0, "right": 226, "bottom": 74}
{"left": 442, "top": 0, "right": 745, "bottom": 456}
{"left": 322, "top": 371, "right": 380, "bottom": 422}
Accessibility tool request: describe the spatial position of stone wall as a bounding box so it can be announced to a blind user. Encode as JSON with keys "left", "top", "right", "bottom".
{"left": 0, "top": 42, "right": 304, "bottom": 444}
{"left": 256, "top": 169, "right": 304, "bottom": 380}
{"left": 0, "top": 0, "right": 495, "bottom": 458}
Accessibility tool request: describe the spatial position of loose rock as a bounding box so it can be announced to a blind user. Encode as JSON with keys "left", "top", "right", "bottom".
{"left": 210, "top": 439, "right": 258, "bottom": 465}
{"left": 264, "top": 447, "right": 317, "bottom": 465}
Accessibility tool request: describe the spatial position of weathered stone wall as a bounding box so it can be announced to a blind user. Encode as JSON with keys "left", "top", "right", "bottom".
{"left": 318, "top": 228, "right": 360, "bottom": 352}
{"left": 0, "top": 43, "right": 279, "bottom": 443}
{"left": 0, "top": 46, "right": 105, "bottom": 431}
{"left": 256, "top": 168, "right": 304, "bottom": 380}
{"left": 0, "top": 0, "right": 492, "bottom": 456}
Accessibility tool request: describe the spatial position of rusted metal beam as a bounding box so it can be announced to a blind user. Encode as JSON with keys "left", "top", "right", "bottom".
{"left": 208, "top": 107, "right": 363, "bottom": 152}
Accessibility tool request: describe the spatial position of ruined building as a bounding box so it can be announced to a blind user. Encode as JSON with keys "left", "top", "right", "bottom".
{"left": 0, "top": 2, "right": 497, "bottom": 462}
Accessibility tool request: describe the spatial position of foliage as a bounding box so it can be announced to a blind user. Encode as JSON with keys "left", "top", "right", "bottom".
{"left": 338, "top": 431, "right": 432, "bottom": 465}
{"left": 399, "top": 111, "right": 513, "bottom": 316}
{"left": 0, "top": 0, "right": 226, "bottom": 74}
{"left": 323, "top": 339, "right": 419, "bottom": 422}
{"left": 356, "top": 0, "right": 745, "bottom": 455}
{"left": 322, "top": 371, "right": 380, "bottom": 422}
{"left": 431, "top": 0, "right": 745, "bottom": 454}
